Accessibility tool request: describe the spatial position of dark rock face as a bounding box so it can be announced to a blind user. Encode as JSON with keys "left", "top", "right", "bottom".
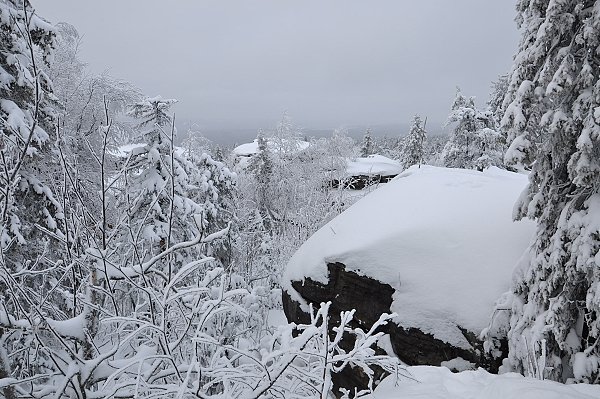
{"left": 284, "top": 263, "right": 394, "bottom": 327}
{"left": 282, "top": 262, "right": 506, "bottom": 397}
{"left": 282, "top": 263, "right": 393, "bottom": 397}
{"left": 328, "top": 174, "right": 397, "bottom": 190}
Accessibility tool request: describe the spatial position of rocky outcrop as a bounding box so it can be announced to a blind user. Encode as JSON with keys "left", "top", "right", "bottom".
{"left": 282, "top": 262, "right": 507, "bottom": 396}
{"left": 328, "top": 174, "right": 397, "bottom": 190}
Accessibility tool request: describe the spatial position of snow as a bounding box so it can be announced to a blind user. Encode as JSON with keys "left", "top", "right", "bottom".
{"left": 232, "top": 140, "right": 260, "bottom": 156}
{"left": 283, "top": 166, "right": 535, "bottom": 348}
{"left": 232, "top": 138, "right": 310, "bottom": 157}
{"left": 440, "top": 357, "right": 476, "bottom": 372}
{"left": 365, "top": 366, "right": 600, "bottom": 399}
{"left": 114, "top": 142, "right": 145, "bottom": 157}
{"left": 572, "top": 352, "right": 600, "bottom": 382}
{"left": 47, "top": 313, "right": 87, "bottom": 341}
{"left": 346, "top": 154, "right": 404, "bottom": 177}
{"left": 115, "top": 143, "right": 186, "bottom": 157}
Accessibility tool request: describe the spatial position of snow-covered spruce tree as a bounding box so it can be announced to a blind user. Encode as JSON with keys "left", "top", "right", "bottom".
{"left": 442, "top": 88, "right": 503, "bottom": 170}
{"left": 119, "top": 96, "right": 235, "bottom": 271}
{"left": 0, "top": 3, "right": 64, "bottom": 397}
{"left": 374, "top": 134, "right": 402, "bottom": 160}
{"left": 442, "top": 89, "right": 479, "bottom": 168}
{"left": 400, "top": 115, "right": 427, "bottom": 168}
{"left": 488, "top": 73, "right": 510, "bottom": 128}
{"left": 474, "top": 125, "right": 504, "bottom": 171}
{"left": 190, "top": 151, "right": 237, "bottom": 265}
{"left": 423, "top": 134, "right": 449, "bottom": 166}
{"left": 247, "top": 129, "right": 274, "bottom": 229}
{"left": 489, "top": 0, "right": 600, "bottom": 383}
{"left": 0, "top": 1, "right": 60, "bottom": 255}
{"left": 360, "top": 128, "right": 374, "bottom": 157}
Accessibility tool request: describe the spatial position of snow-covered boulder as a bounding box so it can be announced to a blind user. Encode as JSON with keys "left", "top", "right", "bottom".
{"left": 113, "top": 143, "right": 187, "bottom": 158}
{"left": 232, "top": 138, "right": 310, "bottom": 157}
{"left": 232, "top": 140, "right": 260, "bottom": 157}
{"left": 346, "top": 154, "right": 404, "bottom": 177}
{"left": 282, "top": 166, "right": 536, "bottom": 390}
{"left": 232, "top": 138, "right": 310, "bottom": 170}
{"left": 332, "top": 154, "right": 404, "bottom": 189}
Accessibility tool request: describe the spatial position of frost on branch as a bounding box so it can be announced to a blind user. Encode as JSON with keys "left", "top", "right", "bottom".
{"left": 195, "top": 301, "right": 407, "bottom": 399}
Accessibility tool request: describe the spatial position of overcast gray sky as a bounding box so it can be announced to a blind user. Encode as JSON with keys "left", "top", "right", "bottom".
{"left": 35, "top": 1, "right": 519, "bottom": 140}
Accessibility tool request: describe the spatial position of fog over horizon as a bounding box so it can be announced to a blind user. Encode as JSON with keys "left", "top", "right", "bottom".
{"left": 35, "top": 1, "right": 519, "bottom": 145}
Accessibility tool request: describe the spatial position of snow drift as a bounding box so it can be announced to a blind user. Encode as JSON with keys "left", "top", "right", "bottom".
{"left": 365, "top": 366, "right": 600, "bottom": 399}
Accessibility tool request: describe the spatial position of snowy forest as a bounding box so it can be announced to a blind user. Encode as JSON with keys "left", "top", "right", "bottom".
{"left": 1, "top": 0, "right": 600, "bottom": 398}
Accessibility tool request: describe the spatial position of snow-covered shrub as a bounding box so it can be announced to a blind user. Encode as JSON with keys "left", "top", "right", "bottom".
{"left": 233, "top": 119, "right": 356, "bottom": 288}
{"left": 195, "top": 302, "right": 404, "bottom": 398}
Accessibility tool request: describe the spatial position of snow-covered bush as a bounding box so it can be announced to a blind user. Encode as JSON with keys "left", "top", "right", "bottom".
{"left": 233, "top": 119, "right": 356, "bottom": 289}
{"left": 196, "top": 302, "right": 403, "bottom": 398}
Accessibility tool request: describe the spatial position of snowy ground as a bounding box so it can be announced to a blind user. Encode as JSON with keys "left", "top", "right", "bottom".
{"left": 365, "top": 366, "right": 600, "bottom": 399}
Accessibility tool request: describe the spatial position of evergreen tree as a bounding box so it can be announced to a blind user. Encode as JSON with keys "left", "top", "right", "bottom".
{"left": 441, "top": 89, "right": 479, "bottom": 168}
{"left": 442, "top": 88, "right": 503, "bottom": 170}
{"left": 360, "top": 128, "right": 374, "bottom": 157}
{"left": 400, "top": 115, "right": 427, "bottom": 168}
{"left": 0, "top": 0, "right": 61, "bottom": 254}
{"left": 494, "top": 0, "right": 600, "bottom": 382}
{"left": 488, "top": 73, "right": 510, "bottom": 128}
{"left": 248, "top": 130, "right": 274, "bottom": 229}
{"left": 213, "top": 145, "right": 225, "bottom": 161}
{"left": 474, "top": 124, "right": 504, "bottom": 171}
{"left": 120, "top": 97, "right": 234, "bottom": 271}
{"left": 0, "top": 2, "right": 63, "bottom": 396}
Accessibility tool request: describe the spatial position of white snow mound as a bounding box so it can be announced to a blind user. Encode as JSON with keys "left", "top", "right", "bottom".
{"left": 232, "top": 140, "right": 260, "bottom": 157}
{"left": 346, "top": 154, "right": 403, "bottom": 177}
{"left": 232, "top": 138, "right": 310, "bottom": 157}
{"left": 114, "top": 143, "right": 186, "bottom": 157}
{"left": 365, "top": 366, "right": 600, "bottom": 399}
{"left": 283, "top": 165, "right": 535, "bottom": 348}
